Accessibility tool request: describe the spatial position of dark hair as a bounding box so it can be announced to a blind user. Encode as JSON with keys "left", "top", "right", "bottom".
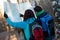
{"left": 24, "top": 9, "right": 35, "bottom": 21}
{"left": 34, "top": 6, "right": 42, "bottom": 12}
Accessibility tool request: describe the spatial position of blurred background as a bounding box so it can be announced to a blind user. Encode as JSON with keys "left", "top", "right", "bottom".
{"left": 0, "top": 0, "right": 60, "bottom": 40}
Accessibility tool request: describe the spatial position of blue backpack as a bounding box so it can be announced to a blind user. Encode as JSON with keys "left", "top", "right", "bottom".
{"left": 37, "top": 12, "right": 55, "bottom": 39}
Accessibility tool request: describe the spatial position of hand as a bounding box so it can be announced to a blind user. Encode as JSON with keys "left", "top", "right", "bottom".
{"left": 20, "top": 14, "right": 23, "bottom": 17}
{"left": 4, "top": 12, "right": 8, "bottom": 19}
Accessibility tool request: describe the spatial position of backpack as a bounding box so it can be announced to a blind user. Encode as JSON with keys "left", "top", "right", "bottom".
{"left": 29, "top": 19, "right": 44, "bottom": 40}
{"left": 37, "top": 12, "right": 55, "bottom": 38}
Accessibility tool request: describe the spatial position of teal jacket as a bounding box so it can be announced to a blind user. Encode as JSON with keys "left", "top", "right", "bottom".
{"left": 6, "top": 17, "right": 35, "bottom": 40}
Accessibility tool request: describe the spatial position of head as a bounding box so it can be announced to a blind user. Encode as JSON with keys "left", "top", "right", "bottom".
{"left": 24, "top": 9, "right": 35, "bottom": 21}
{"left": 34, "top": 6, "right": 42, "bottom": 12}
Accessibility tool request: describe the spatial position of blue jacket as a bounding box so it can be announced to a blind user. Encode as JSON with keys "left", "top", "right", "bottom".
{"left": 36, "top": 11, "right": 53, "bottom": 36}
{"left": 6, "top": 17, "right": 35, "bottom": 40}
{"left": 40, "top": 13, "right": 53, "bottom": 36}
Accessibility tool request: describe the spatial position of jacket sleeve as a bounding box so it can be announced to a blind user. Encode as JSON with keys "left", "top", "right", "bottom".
{"left": 6, "top": 18, "right": 28, "bottom": 29}
{"left": 6, "top": 18, "right": 30, "bottom": 40}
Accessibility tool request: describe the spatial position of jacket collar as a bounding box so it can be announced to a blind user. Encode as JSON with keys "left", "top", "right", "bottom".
{"left": 26, "top": 17, "right": 35, "bottom": 24}
{"left": 36, "top": 10, "right": 45, "bottom": 16}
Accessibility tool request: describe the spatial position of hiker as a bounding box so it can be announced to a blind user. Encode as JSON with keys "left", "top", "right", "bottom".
{"left": 4, "top": 9, "right": 36, "bottom": 40}
{"left": 34, "top": 6, "right": 55, "bottom": 40}
{"left": 23, "top": 9, "right": 43, "bottom": 40}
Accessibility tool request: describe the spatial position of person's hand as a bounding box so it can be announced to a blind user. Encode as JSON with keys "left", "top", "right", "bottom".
{"left": 4, "top": 12, "right": 8, "bottom": 19}
{"left": 20, "top": 14, "right": 23, "bottom": 17}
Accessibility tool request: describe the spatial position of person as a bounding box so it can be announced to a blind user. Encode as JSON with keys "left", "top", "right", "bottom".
{"left": 34, "top": 6, "right": 55, "bottom": 40}
{"left": 4, "top": 9, "right": 35, "bottom": 40}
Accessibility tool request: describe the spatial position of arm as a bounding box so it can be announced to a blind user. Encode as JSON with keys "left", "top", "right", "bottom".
{"left": 6, "top": 18, "right": 27, "bottom": 29}
{"left": 4, "top": 13, "right": 30, "bottom": 40}
{"left": 4, "top": 12, "right": 27, "bottom": 29}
